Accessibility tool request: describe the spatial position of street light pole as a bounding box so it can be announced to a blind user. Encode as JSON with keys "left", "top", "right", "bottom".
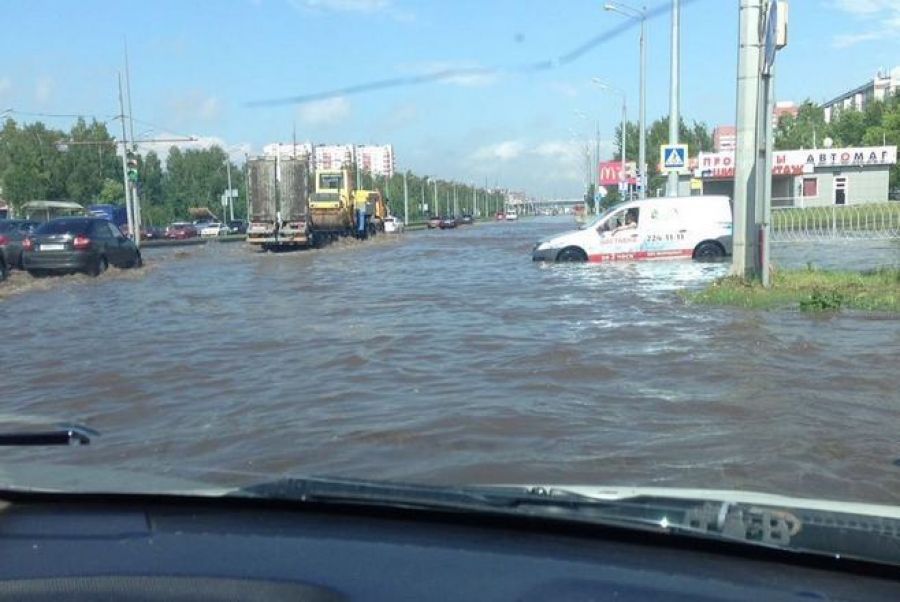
{"left": 592, "top": 79, "right": 628, "bottom": 199}
{"left": 667, "top": 0, "right": 681, "bottom": 197}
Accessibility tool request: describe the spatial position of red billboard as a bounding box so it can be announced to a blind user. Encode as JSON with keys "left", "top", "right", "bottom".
{"left": 598, "top": 161, "right": 636, "bottom": 186}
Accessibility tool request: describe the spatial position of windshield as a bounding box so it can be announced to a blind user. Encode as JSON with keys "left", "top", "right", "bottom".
{"left": 1, "top": 0, "right": 900, "bottom": 547}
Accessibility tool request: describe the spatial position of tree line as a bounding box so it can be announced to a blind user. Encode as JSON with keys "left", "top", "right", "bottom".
{"left": 0, "top": 117, "right": 505, "bottom": 224}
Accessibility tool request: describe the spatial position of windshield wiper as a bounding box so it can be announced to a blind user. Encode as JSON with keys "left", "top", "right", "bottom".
{"left": 0, "top": 424, "right": 98, "bottom": 446}
{"left": 232, "top": 478, "right": 900, "bottom": 567}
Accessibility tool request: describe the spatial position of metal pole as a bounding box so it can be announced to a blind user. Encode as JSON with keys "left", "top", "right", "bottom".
{"left": 124, "top": 43, "right": 141, "bottom": 248}
{"left": 472, "top": 184, "right": 476, "bottom": 215}
{"left": 621, "top": 96, "right": 627, "bottom": 199}
{"left": 117, "top": 73, "right": 134, "bottom": 241}
{"left": 732, "top": 0, "right": 763, "bottom": 278}
{"left": 403, "top": 171, "right": 409, "bottom": 225}
{"left": 667, "top": 0, "right": 680, "bottom": 197}
{"left": 595, "top": 121, "right": 601, "bottom": 213}
{"left": 639, "top": 9, "right": 647, "bottom": 198}
{"left": 434, "top": 180, "right": 438, "bottom": 215}
{"left": 226, "top": 159, "right": 234, "bottom": 221}
{"left": 761, "top": 62, "right": 775, "bottom": 287}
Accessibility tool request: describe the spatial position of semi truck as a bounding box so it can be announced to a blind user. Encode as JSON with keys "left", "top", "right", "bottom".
{"left": 246, "top": 156, "right": 312, "bottom": 250}
{"left": 247, "top": 156, "right": 388, "bottom": 250}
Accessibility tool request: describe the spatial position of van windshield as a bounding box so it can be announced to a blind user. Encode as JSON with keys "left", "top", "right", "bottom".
{"left": 582, "top": 203, "right": 627, "bottom": 229}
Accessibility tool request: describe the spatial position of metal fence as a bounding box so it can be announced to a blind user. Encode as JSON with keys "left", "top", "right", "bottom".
{"left": 771, "top": 203, "right": 900, "bottom": 241}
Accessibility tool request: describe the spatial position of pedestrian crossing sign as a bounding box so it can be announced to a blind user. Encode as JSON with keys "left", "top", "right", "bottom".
{"left": 661, "top": 144, "right": 688, "bottom": 174}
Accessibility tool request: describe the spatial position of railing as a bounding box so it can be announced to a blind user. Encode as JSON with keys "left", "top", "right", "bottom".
{"left": 770, "top": 202, "right": 900, "bottom": 241}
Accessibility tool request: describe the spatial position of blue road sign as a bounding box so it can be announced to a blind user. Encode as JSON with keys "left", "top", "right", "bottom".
{"left": 661, "top": 144, "right": 688, "bottom": 173}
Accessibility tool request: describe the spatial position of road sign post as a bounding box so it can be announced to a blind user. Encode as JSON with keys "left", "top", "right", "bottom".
{"left": 660, "top": 144, "right": 689, "bottom": 191}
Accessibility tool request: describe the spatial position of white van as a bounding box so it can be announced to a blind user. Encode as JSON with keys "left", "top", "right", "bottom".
{"left": 532, "top": 195, "right": 732, "bottom": 263}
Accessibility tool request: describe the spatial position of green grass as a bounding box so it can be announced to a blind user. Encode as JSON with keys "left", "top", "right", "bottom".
{"left": 683, "top": 266, "right": 900, "bottom": 312}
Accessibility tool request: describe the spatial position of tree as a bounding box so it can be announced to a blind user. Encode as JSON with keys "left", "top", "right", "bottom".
{"left": 613, "top": 116, "right": 714, "bottom": 195}
{"left": 97, "top": 178, "right": 124, "bottom": 203}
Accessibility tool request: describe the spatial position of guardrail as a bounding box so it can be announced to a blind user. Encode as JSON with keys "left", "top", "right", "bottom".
{"left": 771, "top": 203, "right": 900, "bottom": 241}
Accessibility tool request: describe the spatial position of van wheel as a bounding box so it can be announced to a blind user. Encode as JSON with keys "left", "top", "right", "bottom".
{"left": 557, "top": 247, "right": 588, "bottom": 262}
{"left": 132, "top": 251, "right": 143, "bottom": 269}
{"left": 0, "top": 259, "right": 7, "bottom": 282}
{"left": 693, "top": 241, "right": 725, "bottom": 261}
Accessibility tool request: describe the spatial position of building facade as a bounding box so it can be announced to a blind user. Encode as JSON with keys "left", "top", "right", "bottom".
{"left": 262, "top": 143, "right": 395, "bottom": 177}
{"left": 822, "top": 66, "right": 900, "bottom": 123}
{"left": 695, "top": 145, "right": 897, "bottom": 207}
{"left": 712, "top": 126, "right": 737, "bottom": 152}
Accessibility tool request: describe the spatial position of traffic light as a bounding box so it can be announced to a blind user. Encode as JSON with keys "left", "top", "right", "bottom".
{"left": 126, "top": 150, "right": 139, "bottom": 182}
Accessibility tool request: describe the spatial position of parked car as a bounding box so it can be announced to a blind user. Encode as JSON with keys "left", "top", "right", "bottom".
{"left": 427, "top": 216, "right": 442, "bottom": 229}
{"left": 505, "top": 210, "right": 519, "bottom": 221}
{"left": 495, "top": 212, "right": 505, "bottom": 220}
{"left": 459, "top": 214, "right": 474, "bottom": 225}
{"left": 383, "top": 216, "right": 404, "bottom": 234}
{"left": 141, "top": 226, "right": 166, "bottom": 240}
{"left": 439, "top": 216, "right": 458, "bottom": 229}
{"left": 0, "top": 219, "right": 39, "bottom": 270}
{"left": 166, "top": 223, "right": 199, "bottom": 240}
{"left": 200, "top": 222, "right": 229, "bottom": 237}
{"left": 227, "top": 220, "right": 248, "bottom": 234}
{"left": 22, "top": 217, "right": 142, "bottom": 277}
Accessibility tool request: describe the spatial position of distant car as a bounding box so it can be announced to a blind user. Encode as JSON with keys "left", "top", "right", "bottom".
{"left": 22, "top": 217, "right": 142, "bottom": 277}
{"left": 439, "top": 216, "right": 458, "bottom": 229}
{"left": 459, "top": 214, "right": 474, "bottom": 225}
{"left": 166, "top": 223, "right": 199, "bottom": 240}
{"left": 383, "top": 216, "right": 404, "bottom": 234}
{"left": 200, "top": 222, "right": 229, "bottom": 237}
{"left": 505, "top": 210, "right": 519, "bottom": 221}
{"left": 0, "top": 219, "right": 39, "bottom": 270}
{"left": 141, "top": 226, "right": 166, "bottom": 240}
{"left": 227, "top": 220, "right": 247, "bottom": 234}
{"left": 495, "top": 212, "right": 505, "bottom": 220}
{"left": 427, "top": 216, "right": 442, "bottom": 229}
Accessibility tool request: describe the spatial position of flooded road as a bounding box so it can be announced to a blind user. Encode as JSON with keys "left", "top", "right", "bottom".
{"left": 2, "top": 218, "right": 899, "bottom": 504}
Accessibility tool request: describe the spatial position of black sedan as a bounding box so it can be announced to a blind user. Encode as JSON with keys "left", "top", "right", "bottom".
{"left": 22, "top": 217, "right": 143, "bottom": 277}
{"left": 0, "top": 219, "right": 39, "bottom": 270}
{"left": 439, "top": 216, "right": 458, "bottom": 229}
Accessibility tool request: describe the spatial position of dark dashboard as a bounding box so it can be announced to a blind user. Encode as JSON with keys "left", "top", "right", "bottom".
{"left": 0, "top": 493, "right": 897, "bottom": 601}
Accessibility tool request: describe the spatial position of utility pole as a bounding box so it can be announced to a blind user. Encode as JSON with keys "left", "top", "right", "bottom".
{"left": 434, "top": 180, "right": 438, "bottom": 215}
{"left": 403, "top": 171, "right": 409, "bottom": 225}
{"left": 124, "top": 41, "right": 141, "bottom": 248}
{"left": 667, "top": 0, "right": 681, "bottom": 197}
{"left": 471, "top": 184, "right": 476, "bottom": 216}
{"left": 117, "top": 73, "right": 134, "bottom": 242}
{"left": 226, "top": 159, "right": 234, "bottom": 221}
{"left": 733, "top": 0, "right": 763, "bottom": 278}
{"left": 453, "top": 184, "right": 458, "bottom": 215}
{"left": 595, "top": 121, "right": 601, "bottom": 213}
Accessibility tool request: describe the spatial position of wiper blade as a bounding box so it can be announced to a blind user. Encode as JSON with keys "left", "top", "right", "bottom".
{"left": 233, "top": 478, "right": 900, "bottom": 567}
{"left": 0, "top": 424, "right": 98, "bottom": 446}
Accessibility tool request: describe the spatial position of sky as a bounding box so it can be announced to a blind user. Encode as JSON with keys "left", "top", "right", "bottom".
{"left": 1, "top": 0, "right": 899, "bottom": 198}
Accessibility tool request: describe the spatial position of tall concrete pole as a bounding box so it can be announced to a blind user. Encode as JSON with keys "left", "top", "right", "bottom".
{"left": 403, "top": 171, "right": 409, "bottom": 225}
{"left": 638, "top": 9, "right": 647, "bottom": 198}
{"left": 733, "top": 0, "right": 763, "bottom": 278}
{"left": 226, "top": 159, "right": 234, "bottom": 221}
{"left": 433, "top": 180, "right": 438, "bottom": 215}
{"left": 667, "top": 0, "right": 681, "bottom": 197}
{"left": 117, "top": 73, "right": 134, "bottom": 240}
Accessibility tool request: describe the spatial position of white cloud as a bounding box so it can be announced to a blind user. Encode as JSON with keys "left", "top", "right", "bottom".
{"left": 471, "top": 140, "right": 526, "bottom": 162}
{"left": 34, "top": 77, "right": 53, "bottom": 103}
{"left": 294, "top": 0, "right": 389, "bottom": 11}
{"left": 297, "top": 96, "right": 351, "bottom": 125}
{"left": 831, "top": 0, "right": 900, "bottom": 47}
{"left": 290, "top": 0, "right": 414, "bottom": 21}
{"left": 547, "top": 81, "right": 580, "bottom": 98}
{"left": 168, "top": 91, "right": 223, "bottom": 123}
{"left": 137, "top": 132, "right": 252, "bottom": 165}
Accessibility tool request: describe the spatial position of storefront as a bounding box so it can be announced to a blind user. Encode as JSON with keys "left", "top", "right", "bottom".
{"left": 695, "top": 145, "right": 897, "bottom": 207}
